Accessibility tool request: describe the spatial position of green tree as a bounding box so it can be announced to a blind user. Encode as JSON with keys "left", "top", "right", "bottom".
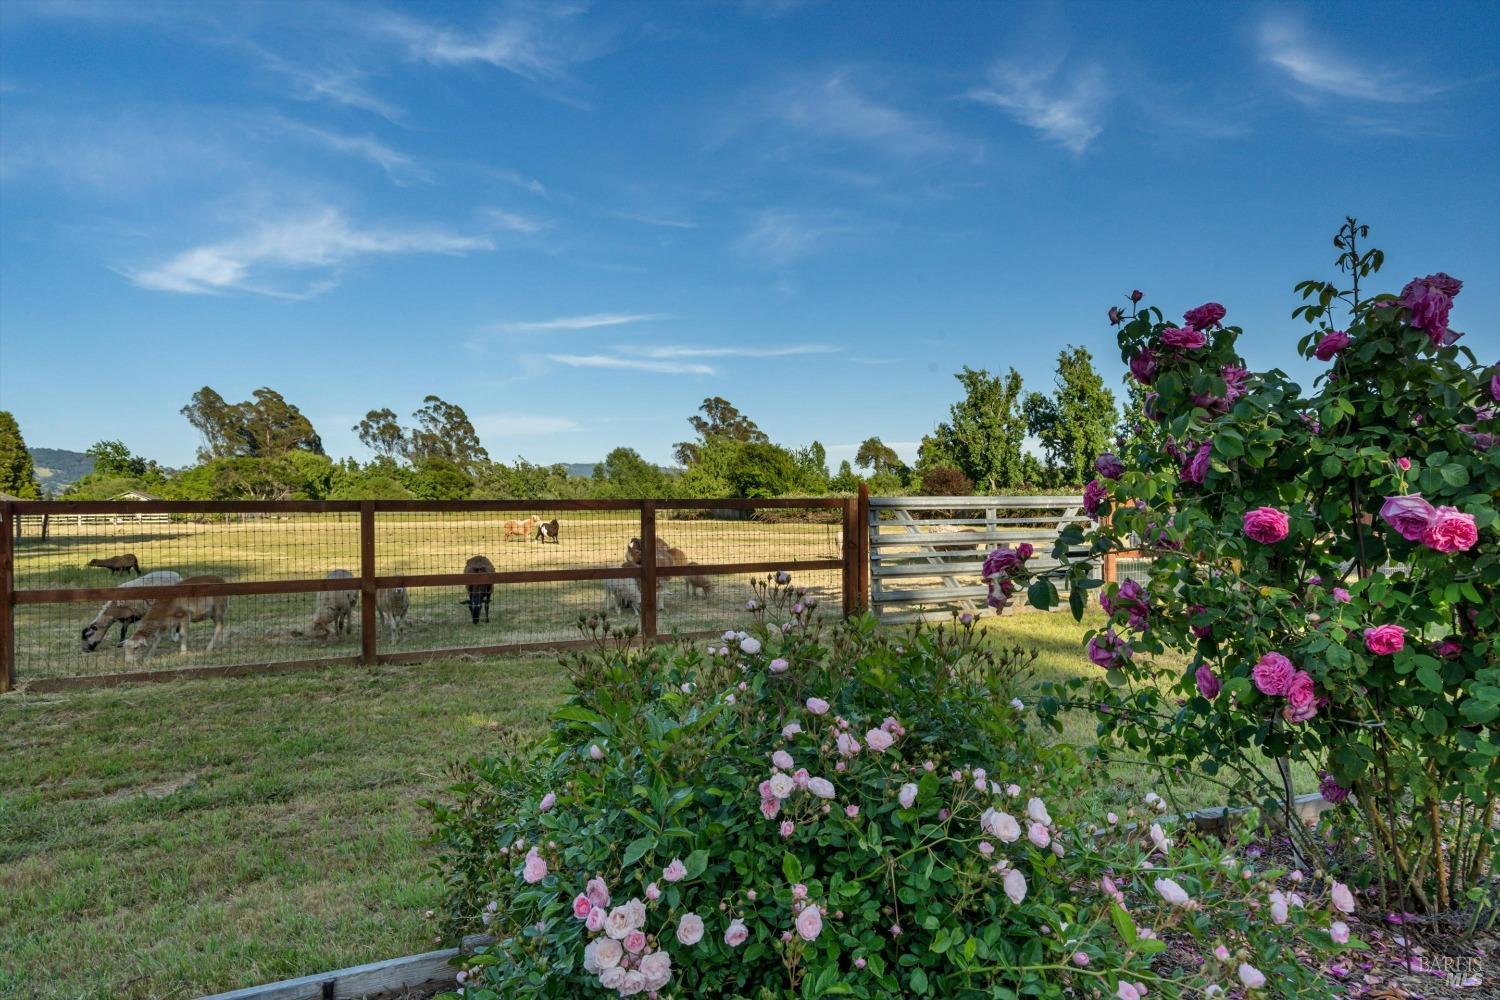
{"left": 353, "top": 408, "right": 406, "bottom": 460}
{"left": 86, "top": 440, "right": 149, "bottom": 478}
{"left": 180, "top": 387, "right": 323, "bottom": 459}
{"left": 725, "top": 441, "right": 799, "bottom": 499}
{"left": 919, "top": 366, "right": 1031, "bottom": 492}
{"left": 855, "top": 437, "right": 903, "bottom": 475}
{"left": 791, "top": 441, "right": 830, "bottom": 493}
{"left": 1023, "top": 347, "right": 1117, "bottom": 488}
{"left": 594, "top": 447, "right": 668, "bottom": 499}
{"left": 674, "top": 397, "right": 768, "bottom": 466}
{"left": 406, "top": 395, "right": 488, "bottom": 473}
{"left": 0, "top": 411, "right": 40, "bottom": 498}
{"left": 829, "top": 459, "right": 862, "bottom": 493}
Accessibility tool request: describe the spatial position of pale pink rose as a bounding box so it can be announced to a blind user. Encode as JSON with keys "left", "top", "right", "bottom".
{"left": 1213, "top": 945, "right": 1231, "bottom": 961}
{"left": 768, "top": 772, "right": 794, "bottom": 799}
{"left": 1421, "top": 506, "right": 1479, "bottom": 552}
{"left": 760, "top": 797, "right": 781, "bottom": 819}
{"left": 1117, "top": 983, "right": 1143, "bottom": 1000}
{"left": 864, "top": 728, "right": 894, "bottom": 752}
{"left": 1149, "top": 823, "right": 1170, "bottom": 854}
{"left": 605, "top": 905, "right": 634, "bottom": 940}
{"left": 836, "top": 732, "right": 861, "bottom": 757}
{"left": 1363, "top": 624, "right": 1406, "bottom": 655}
{"left": 645, "top": 882, "right": 661, "bottom": 901}
{"left": 1269, "top": 890, "right": 1288, "bottom": 924}
{"left": 589, "top": 744, "right": 604, "bottom": 760}
{"left": 1155, "top": 877, "right": 1191, "bottom": 907}
{"left": 1331, "top": 881, "right": 1355, "bottom": 913}
{"left": 1252, "top": 652, "right": 1297, "bottom": 695}
{"left": 622, "top": 898, "right": 646, "bottom": 928}
{"left": 772, "top": 750, "right": 794, "bottom": 770}
{"left": 807, "top": 777, "right": 836, "bottom": 799}
{"left": 590, "top": 936, "right": 623, "bottom": 970}
{"left": 623, "top": 930, "right": 647, "bottom": 954}
{"left": 782, "top": 722, "right": 802, "bottom": 739}
{"left": 845, "top": 804, "right": 860, "bottom": 818}
{"left": 1238, "top": 963, "right": 1267, "bottom": 989}
{"left": 1072, "top": 951, "right": 1090, "bottom": 967}
{"left": 780, "top": 820, "right": 794, "bottom": 838}
{"left": 598, "top": 967, "right": 626, "bottom": 990}
{"left": 982, "top": 808, "right": 1022, "bottom": 843}
{"left": 805, "top": 697, "right": 830, "bottom": 715}
{"left": 639, "top": 950, "right": 672, "bottom": 991}
{"left": 1242, "top": 506, "right": 1290, "bottom": 544}
{"left": 769, "top": 657, "right": 789, "bottom": 674}
{"left": 792, "top": 883, "right": 808, "bottom": 899}
{"left": 1026, "top": 798, "right": 1052, "bottom": 825}
{"left": 740, "top": 636, "right": 761, "bottom": 654}
{"left": 586, "top": 906, "right": 606, "bottom": 932}
{"left": 522, "top": 847, "right": 547, "bottom": 884}
{"left": 979, "top": 841, "right": 994, "bottom": 856}
{"left": 796, "top": 904, "right": 823, "bottom": 941}
{"left": 1027, "top": 823, "right": 1050, "bottom": 848}
{"left": 1003, "top": 868, "right": 1027, "bottom": 904}
{"left": 1006, "top": 783, "right": 1021, "bottom": 797}
{"left": 538, "top": 792, "right": 556, "bottom": 812}
{"left": 724, "top": 918, "right": 749, "bottom": 947}
{"left": 1330, "top": 920, "right": 1350, "bottom": 944}
{"left": 1379, "top": 493, "right": 1438, "bottom": 542}
{"left": 793, "top": 768, "right": 810, "bottom": 790}
{"left": 572, "top": 894, "right": 592, "bottom": 920}
{"left": 662, "top": 858, "right": 688, "bottom": 883}
{"left": 676, "top": 912, "right": 704, "bottom": 946}
{"left": 898, "top": 783, "right": 918, "bottom": 809}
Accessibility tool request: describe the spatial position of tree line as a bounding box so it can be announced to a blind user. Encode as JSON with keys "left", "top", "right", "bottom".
{"left": 0, "top": 345, "right": 1122, "bottom": 502}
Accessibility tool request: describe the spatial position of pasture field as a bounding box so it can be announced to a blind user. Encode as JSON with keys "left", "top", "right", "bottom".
{"left": 10, "top": 510, "right": 846, "bottom": 683}
{"left": 0, "top": 610, "right": 1313, "bottom": 1000}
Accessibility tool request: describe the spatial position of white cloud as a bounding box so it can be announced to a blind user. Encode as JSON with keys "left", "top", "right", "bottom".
{"left": 547, "top": 354, "right": 713, "bottom": 375}
{"left": 1258, "top": 14, "right": 1442, "bottom": 103}
{"left": 471, "top": 413, "right": 580, "bottom": 435}
{"left": 483, "top": 207, "right": 548, "bottom": 235}
{"left": 967, "top": 59, "right": 1107, "bottom": 154}
{"left": 269, "top": 118, "right": 429, "bottom": 184}
{"left": 618, "top": 344, "right": 839, "bottom": 359}
{"left": 127, "top": 208, "right": 492, "bottom": 297}
{"left": 497, "top": 312, "right": 667, "bottom": 333}
{"left": 376, "top": 6, "right": 596, "bottom": 82}
{"left": 770, "top": 70, "right": 968, "bottom": 159}
{"left": 735, "top": 209, "right": 847, "bottom": 266}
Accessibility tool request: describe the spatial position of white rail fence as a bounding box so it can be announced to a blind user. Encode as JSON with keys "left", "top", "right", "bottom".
{"left": 867, "top": 495, "right": 1092, "bottom": 624}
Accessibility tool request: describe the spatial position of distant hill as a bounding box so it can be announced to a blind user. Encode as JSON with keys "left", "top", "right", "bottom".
{"left": 29, "top": 447, "right": 93, "bottom": 492}
{"left": 563, "top": 463, "right": 599, "bottom": 478}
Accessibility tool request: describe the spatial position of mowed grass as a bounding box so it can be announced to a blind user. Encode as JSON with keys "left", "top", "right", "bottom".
{"left": 0, "top": 612, "right": 1311, "bottom": 1000}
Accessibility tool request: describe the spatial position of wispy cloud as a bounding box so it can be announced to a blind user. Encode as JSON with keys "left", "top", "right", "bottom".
{"left": 768, "top": 70, "right": 970, "bottom": 160}
{"left": 609, "top": 210, "right": 698, "bottom": 229}
{"left": 619, "top": 344, "right": 839, "bottom": 359}
{"left": 483, "top": 207, "right": 548, "bottom": 235}
{"left": 251, "top": 45, "right": 404, "bottom": 121}
{"left": 498, "top": 312, "right": 667, "bottom": 333}
{"left": 967, "top": 58, "right": 1108, "bottom": 154}
{"left": 1257, "top": 13, "right": 1444, "bottom": 104}
{"left": 547, "top": 354, "right": 713, "bottom": 375}
{"left": 267, "top": 117, "right": 429, "bottom": 184}
{"left": 471, "top": 413, "right": 580, "bottom": 435}
{"left": 735, "top": 209, "right": 849, "bottom": 266}
{"left": 376, "top": 5, "right": 601, "bottom": 84}
{"left": 126, "top": 208, "right": 492, "bottom": 298}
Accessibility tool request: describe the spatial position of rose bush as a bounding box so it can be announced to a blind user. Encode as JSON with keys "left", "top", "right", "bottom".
{"left": 428, "top": 579, "right": 1348, "bottom": 997}
{"left": 1040, "top": 219, "right": 1498, "bottom": 915}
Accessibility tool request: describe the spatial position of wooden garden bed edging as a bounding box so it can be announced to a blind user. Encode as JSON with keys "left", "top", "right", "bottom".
{"left": 196, "top": 935, "right": 492, "bottom": 1000}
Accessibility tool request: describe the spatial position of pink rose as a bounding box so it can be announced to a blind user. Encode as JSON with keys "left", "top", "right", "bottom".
{"left": 1379, "top": 493, "right": 1438, "bottom": 542}
{"left": 1397, "top": 456, "right": 1411, "bottom": 470}
{"left": 1331, "top": 921, "right": 1350, "bottom": 944}
{"left": 586, "top": 906, "right": 606, "bottom": 932}
{"left": 1095, "top": 453, "right": 1125, "bottom": 479}
{"left": 1420, "top": 506, "right": 1478, "bottom": 553}
{"left": 1195, "top": 663, "right": 1221, "bottom": 699}
{"left": 1003, "top": 868, "right": 1027, "bottom": 904}
{"left": 1363, "top": 624, "right": 1406, "bottom": 656}
{"left": 623, "top": 930, "right": 647, "bottom": 955}
{"left": 1332, "top": 587, "right": 1351, "bottom": 603}
{"left": 1242, "top": 506, "right": 1290, "bottom": 544}
{"left": 780, "top": 820, "right": 794, "bottom": 838}
{"left": 1027, "top": 823, "right": 1050, "bottom": 847}
{"left": 645, "top": 882, "right": 661, "bottom": 901}
{"left": 1313, "top": 329, "right": 1351, "bottom": 361}
{"left": 760, "top": 797, "right": 781, "bottom": 819}
{"left": 1283, "top": 671, "right": 1318, "bottom": 723}
{"left": 805, "top": 697, "right": 829, "bottom": 715}
{"left": 1184, "top": 302, "right": 1226, "bottom": 330}
{"left": 538, "top": 792, "right": 556, "bottom": 812}
{"left": 1252, "top": 652, "right": 1296, "bottom": 696}
{"left": 572, "top": 894, "right": 593, "bottom": 920}
{"left": 1331, "top": 881, "right": 1356, "bottom": 913}
{"left": 864, "top": 728, "right": 894, "bottom": 752}
{"left": 522, "top": 847, "right": 547, "bottom": 884}
{"left": 724, "top": 918, "right": 749, "bottom": 947}
{"left": 1129, "top": 348, "right": 1157, "bottom": 385}
{"left": 1083, "top": 477, "right": 1108, "bottom": 516}
{"left": 795, "top": 904, "right": 823, "bottom": 941}
{"left": 1160, "top": 325, "right": 1207, "bottom": 351}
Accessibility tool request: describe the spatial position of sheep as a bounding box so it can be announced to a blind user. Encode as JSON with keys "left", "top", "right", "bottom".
{"left": 87, "top": 553, "right": 141, "bottom": 576}
{"left": 121, "top": 575, "right": 228, "bottom": 662}
{"left": 603, "top": 562, "right": 646, "bottom": 615}
{"left": 80, "top": 570, "right": 184, "bottom": 651}
{"left": 503, "top": 515, "right": 540, "bottom": 542}
{"left": 378, "top": 586, "right": 409, "bottom": 639}
{"left": 626, "top": 537, "right": 709, "bottom": 599}
{"left": 535, "top": 518, "right": 560, "bottom": 543}
{"left": 682, "top": 561, "right": 714, "bottom": 599}
{"left": 464, "top": 554, "right": 494, "bottom": 623}
{"left": 310, "top": 569, "right": 357, "bottom": 640}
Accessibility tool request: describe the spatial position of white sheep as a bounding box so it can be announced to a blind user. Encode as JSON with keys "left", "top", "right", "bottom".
{"left": 378, "top": 586, "right": 409, "bottom": 639}
{"left": 80, "top": 570, "right": 184, "bottom": 651}
{"left": 311, "top": 569, "right": 357, "bottom": 640}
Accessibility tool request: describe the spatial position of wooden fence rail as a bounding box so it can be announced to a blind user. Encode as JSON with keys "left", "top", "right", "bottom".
{"left": 0, "top": 497, "right": 863, "bottom": 694}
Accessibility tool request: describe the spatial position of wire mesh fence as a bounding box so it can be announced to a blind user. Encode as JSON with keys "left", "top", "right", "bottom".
{"left": 0, "top": 499, "right": 855, "bottom": 690}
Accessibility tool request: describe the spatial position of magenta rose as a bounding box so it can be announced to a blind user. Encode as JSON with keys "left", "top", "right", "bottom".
{"left": 1083, "top": 478, "right": 1108, "bottom": 516}
{"left": 1088, "top": 629, "right": 1131, "bottom": 669}
{"left": 1252, "top": 652, "right": 1296, "bottom": 696}
{"left": 983, "top": 547, "right": 1024, "bottom": 579}
{"left": 1220, "top": 364, "right": 1250, "bottom": 407}
{"left": 1129, "top": 348, "right": 1157, "bottom": 385}
{"left": 1183, "top": 302, "right": 1226, "bottom": 331}
{"left": 1283, "top": 671, "right": 1318, "bottom": 723}
{"left": 1130, "top": 289, "right": 1143, "bottom": 302}
{"left": 1319, "top": 771, "right": 1350, "bottom": 805}
{"left": 1242, "top": 506, "right": 1290, "bottom": 544}
{"left": 1109, "top": 306, "right": 1124, "bottom": 325}
{"left": 1491, "top": 368, "right": 1499, "bottom": 403}
{"left": 1017, "top": 542, "right": 1034, "bottom": 559}
{"left": 1363, "top": 624, "right": 1406, "bottom": 656}
{"left": 1313, "top": 329, "right": 1350, "bottom": 361}
{"left": 1432, "top": 637, "right": 1464, "bottom": 660}
{"left": 1195, "top": 663, "right": 1221, "bottom": 699}
{"left": 1189, "top": 605, "right": 1212, "bottom": 639}
{"left": 1160, "top": 326, "right": 1207, "bottom": 351}
{"left": 1379, "top": 493, "right": 1437, "bottom": 542}
{"left": 1180, "top": 442, "right": 1211, "bottom": 485}
{"left": 1398, "top": 275, "right": 1456, "bottom": 344}
{"left": 1420, "top": 506, "right": 1478, "bottom": 553}
{"left": 1095, "top": 452, "right": 1125, "bottom": 480}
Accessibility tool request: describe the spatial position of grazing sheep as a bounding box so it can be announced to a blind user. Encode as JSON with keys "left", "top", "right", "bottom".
{"left": 503, "top": 516, "right": 540, "bottom": 542}
{"left": 682, "top": 561, "right": 714, "bottom": 599}
{"left": 121, "top": 575, "right": 228, "bottom": 662}
{"left": 310, "top": 569, "right": 357, "bottom": 640}
{"left": 626, "top": 536, "right": 676, "bottom": 569}
{"left": 80, "top": 570, "right": 184, "bottom": 651}
{"left": 464, "top": 554, "right": 494, "bottom": 624}
{"left": 378, "top": 586, "right": 409, "bottom": 639}
{"left": 535, "top": 518, "right": 560, "bottom": 543}
{"left": 603, "top": 562, "right": 646, "bottom": 615}
{"left": 87, "top": 553, "right": 141, "bottom": 576}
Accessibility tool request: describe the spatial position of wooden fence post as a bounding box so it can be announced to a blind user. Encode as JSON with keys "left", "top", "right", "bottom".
{"left": 360, "top": 500, "right": 377, "bottom": 666}
{"left": 855, "top": 483, "right": 871, "bottom": 612}
{"left": 1, "top": 501, "right": 14, "bottom": 693}
{"left": 841, "top": 497, "right": 857, "bottom": 616}
{"left": 639, "top": 500, "right": 658, "bottom": 641}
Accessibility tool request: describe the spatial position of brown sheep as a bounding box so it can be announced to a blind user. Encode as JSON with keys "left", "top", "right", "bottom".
{"left": 121, "top": 575, "right": 228, "bottom": 662}
{"left": 464, "top": 554, "right": 494, "bottom": 624}
{"left": 626, "top": 537, "right": 711, "bottom": 599}
{"left": 88, "top": 553, "right": 141, "bottom": 575}
{"left": 503, "top": 516, "right": 540, "bottom": 542}
{"left": 80, "top": 570, "right": 183, "bottom": 651}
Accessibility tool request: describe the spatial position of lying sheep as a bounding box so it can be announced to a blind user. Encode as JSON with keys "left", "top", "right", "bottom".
{"left": 88, "top": 553, "right": 141, "bottom": 575}
{"left": 311, "top": 569, "right": 357, "bottom": 640}
{"left": 80, "top": 570, "right": 184, "bottom": 651}
{"left": 378, "top": 586, "right": 409, "bottom": 639}
{"left": 121, "top": 575, "right": 228, "bottom": 662}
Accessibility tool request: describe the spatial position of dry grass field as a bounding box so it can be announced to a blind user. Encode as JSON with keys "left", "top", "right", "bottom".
{"left": 11, "top": 510, "right": 845, "bottom": 683}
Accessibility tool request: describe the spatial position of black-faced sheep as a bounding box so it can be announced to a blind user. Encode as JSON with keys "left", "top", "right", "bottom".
{"left": 80, "top": 570, "right": 184, "bottom": 651}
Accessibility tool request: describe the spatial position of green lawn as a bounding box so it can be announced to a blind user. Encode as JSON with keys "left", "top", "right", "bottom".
{"left": 0, "top": 612, "right": 1310, "bottom": 999}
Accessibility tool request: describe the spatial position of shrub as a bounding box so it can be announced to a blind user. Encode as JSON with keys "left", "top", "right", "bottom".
{"left": 428, "top": 578, "right": 1347, "bottom": 998}
{"left": 920, "top": 465, "right": 974, "bottom": 497}
{"left": 1044, "top": 220, "right": 1498, "bottom": 915}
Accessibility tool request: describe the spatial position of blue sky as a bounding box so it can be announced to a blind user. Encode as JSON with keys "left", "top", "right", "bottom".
{"left": 2, "top": 0, "right": 1496, "bottom": 470}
